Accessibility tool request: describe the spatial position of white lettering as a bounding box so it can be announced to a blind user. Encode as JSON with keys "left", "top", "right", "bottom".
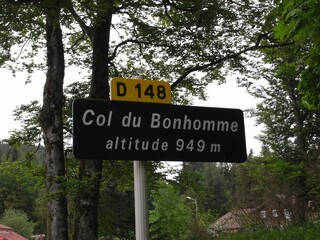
{"left": 150, "top": 113, "right": 161, "bottom": 128}
{"left": 193, "top": 119, "right": 201, "bottom": 130}
{"left": 122, "top": 112, "right": 132, "bottom": 127}
{"left": 217, "top": 121, "right": 229, "bottom": 131}
{"left": 231, "top": 122, "right": 238, "bottom": 132}
{"left": 183, "top": 115, "right": 192, "bottom": 129}
{"left": 152, "top": 138, "right": 160, "bottom": 150}
{"left": 163, "top": 118, "right": 171, "bottom": 129}
{"left": 105, "top": 140, "right": 113, "bottom": 149}
{"left": 82, "top": 109, "right": 94, "bottom": 125}
{"left": 172, "top": 118, "right": 181, "bottom": 129}
{"left": 107, "top": 111, "right": 113, "bottom": 126}
{"left": 202, "top": 120, "right": 215, "bottom": 131}
{"left": 96, "top": 114, "right": 105, "bottom": 126}
{"left": 105, "top": 137, "right": 169, "bottom": 152}
{"left": 161, "top": 141, "right": 168, "bottom": 151}
{"left": 122, "top": 112, "right": 141, "bottom": 128}
{"left": 148, "top": 113, "right": 239, "bottom": 133}
{"left": 82, "top": 110, "right": 113, "bottom": 126}
{"left": 210, "top": 143, "right": 221, "bottom": 152}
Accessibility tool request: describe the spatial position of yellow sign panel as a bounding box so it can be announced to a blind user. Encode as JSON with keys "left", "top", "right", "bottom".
{"left": 111, "top": 78, "right": 172, "bottom": 104}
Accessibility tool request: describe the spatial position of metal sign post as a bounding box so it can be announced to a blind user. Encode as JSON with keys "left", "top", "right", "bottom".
{"left": 134, "top": 160, "right": 149, "bottom": 240}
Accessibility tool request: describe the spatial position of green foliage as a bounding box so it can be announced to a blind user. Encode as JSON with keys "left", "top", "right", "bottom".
{"left": 115, "top": 0, "right": 273, "bottom": 102}
{"left": 273, "top": 0, "right": 320, "bottom": 43}
{"left": 248, "top": 36, "right": 320, "bottom": 222}
{"left": 298, "top": 56, "right": 320, "bottom": 110}
{"left": 0, "top": 0, "right": 45, "bottom": 76}
{"left": 218, "top": 222, "right": 320, "bottom": 240}
{"left": 0, "top": 151, "right": 46, "bottom": 234}
{"left": 174, "top": 162, "right": 239, "bottom": 238}
{"left": 149, "top": 180, "right": 191, "bottom": 240}
{"left": 233, "top": 153, "right": 305, "bottom": 210}
{"left": 2, "top": 0, "right": 276, "bottom": 102}
{"left": 176, "top": 162, "right": 232, "bottom": 216}
{"left": 6, "top": 100, "right": 42, "bottom": 146}
{"left": 0, "top": 159, "right": 45, "bottom": 218}
{"left": 98, "top": 187, "right": 135, "bottom": 239}
{"left": 96, "top": 160, "right": 135, "bottom": 239}
{"left": 232, "top": 158, "right": 265, "bottom": 208}
{"left": 201, "top": 163, "right": 231, "bottom": 216}
{"left": 0, "top": 208, "right": 35, "bottom": 238}
{"left": 273, "top": 0, "right": 320, "bottom": 109}
{"left": 5, "top": 81, "right": 91, "bottom": 148}
{"left": 250, "top": 45, "right": 320, "bottom": 158}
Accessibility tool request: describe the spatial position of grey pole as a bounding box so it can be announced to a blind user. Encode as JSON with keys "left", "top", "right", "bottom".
{"left": 186, "top": 196, "right": 198, "bottom": 221}
{"left": 134, "top": 160, "right": 149, "bottom": 240}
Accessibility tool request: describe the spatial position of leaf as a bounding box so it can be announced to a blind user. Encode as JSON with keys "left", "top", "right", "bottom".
{"left": 293, "top": 28, "right": 307, "bottom": 42}
{"left": 285, "top": 7, "right": 302, "bottom": 19}
{"left": 273, "top": 20, "right": 287, "bottom": 40}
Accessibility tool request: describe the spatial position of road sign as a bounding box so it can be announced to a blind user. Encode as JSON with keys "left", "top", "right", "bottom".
{"left": 110, "top": 77, "right": 172, "bottom": 104}
{"left": 73, "top": 99, "right": 247, "bottom": 162}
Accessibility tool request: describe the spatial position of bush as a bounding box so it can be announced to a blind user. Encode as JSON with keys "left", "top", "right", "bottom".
{"left": 217, "top": 222, "right": 320, "bottom": 240}
{"left": 0, "top": 208, "right": 34, "bottom": 238}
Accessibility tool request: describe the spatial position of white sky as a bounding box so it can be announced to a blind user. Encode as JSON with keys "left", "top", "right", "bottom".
{"left": 0, "top": 69, "right": 43, "bottom": 138}
{"left": 193, "top": 78, "right": 263, "bottom": 155}
{"left": 0, "top": 68, "right": 263, "bottom": 155}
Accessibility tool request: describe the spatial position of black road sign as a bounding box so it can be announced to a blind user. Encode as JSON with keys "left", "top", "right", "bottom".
{"left": 73, "top": 99, "right": 247, "bottom": 162}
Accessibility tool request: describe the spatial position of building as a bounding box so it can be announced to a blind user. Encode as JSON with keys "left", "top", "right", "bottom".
{"left": 209, "top": 201, "right": 293, "bottom": 235}
{"left": 0, "top": 224, "right": 28, "bottom": 240}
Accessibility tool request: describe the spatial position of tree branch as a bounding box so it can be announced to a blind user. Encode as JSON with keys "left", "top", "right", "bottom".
{"left": 108, "top": 38, "right": 174, "bottom": 62}
{"left": 7, "top": 0, "right": 42, "bottom": 3}
{"left": 68, "top": 32, "right": 87, "bottom": 53}
{"left": 67, "top": 1, "right": 93, "bottom": 40}
{"left": 170, "top": 40, "right": 294, "bottom": 90}
{"left": 108, "top": 39, "right": 142, "bottom": 61}
{"left": 163, "top": 0, "right": 177, "bottom": 24}
{"left": 164, "top": 0, "right": 196, "bottom": 12}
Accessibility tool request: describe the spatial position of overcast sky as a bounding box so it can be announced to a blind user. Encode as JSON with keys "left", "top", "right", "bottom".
{"left": 0, "top": 68, "right": 263, "bottom": 155}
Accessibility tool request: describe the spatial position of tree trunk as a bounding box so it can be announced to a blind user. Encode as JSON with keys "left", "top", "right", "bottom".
{"left": 38, "top": 1, "right": 68, "bottom": 239}
{"left": 73, "top": 1, "right": 113, "bottom": 239}
{"left": 287, "top": 78, "right": 308, "bottom": 223}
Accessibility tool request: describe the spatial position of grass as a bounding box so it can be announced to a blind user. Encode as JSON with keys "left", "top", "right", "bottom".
{"left": 217, "top": 222, "right": 320, "bottom": 240}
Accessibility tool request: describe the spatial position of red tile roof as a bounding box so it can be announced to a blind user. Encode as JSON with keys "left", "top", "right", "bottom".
{"left": 0, "top": 224, "right": 28, "bottom": 240}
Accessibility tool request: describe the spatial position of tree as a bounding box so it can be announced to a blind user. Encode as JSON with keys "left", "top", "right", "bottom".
{"left": 70, "top": 0, "right": 115, "bottom": 238}
{"left": 177, "top": 162, "right": 232, "bottom": 216}
{"left": 201, "top": 163, "right": 231, "bottom": 216}
{"left": 2, "top": 0, "right": 68, "bottom": 238}
{"left": 232, "top": 157, "right": 265, "bottom": 209}
{"left": 232, "top": 149, "right": 306, "bottom": 219}
{"left": 247, "top": 43, "right": 320, "bottom": 222}
{"left": 37, "top": 1, "right": 69, "bottom": 239}
{"left": 3, "top": 0, "right": 70, "bottom": 238}
{"left": 5, "top": 101, "right": 42, "bottom": 147}
{"left": 98, "top": 186, "right": 135, "bottom": 239}
{"left": 273, "top": 0, "right": 320, "bottom": 109}
{"left": 0, "top": 158, "right": 44, "bottom": 220}
{"left": 149, "top": 180, "right": 191, "bottom": 240}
